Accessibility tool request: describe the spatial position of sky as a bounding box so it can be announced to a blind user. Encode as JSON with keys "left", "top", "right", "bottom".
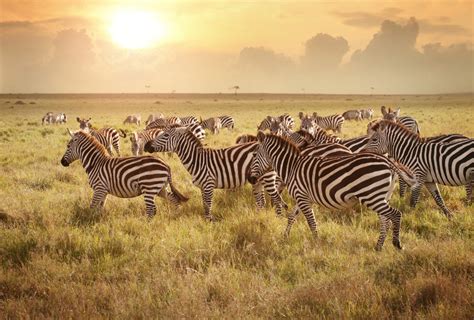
{"left": 1, "top": 0, "right": 473, "bottom": 94}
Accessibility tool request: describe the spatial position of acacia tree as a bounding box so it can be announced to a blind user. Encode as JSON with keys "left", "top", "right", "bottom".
{"left": 230, "top": 85, "right": 240, "bottom": 95}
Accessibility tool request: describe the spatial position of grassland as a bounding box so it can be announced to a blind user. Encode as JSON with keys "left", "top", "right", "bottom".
{"left": 0, "top": 93, "right": 473, "bottom": 319}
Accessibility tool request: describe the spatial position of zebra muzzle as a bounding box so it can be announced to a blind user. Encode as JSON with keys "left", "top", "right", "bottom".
{"left": 248, "top": 176, "right": 258, "bottom": 185}
{"left": 60, "top": 158, "right": 69, "bottom": 167}
{"left": 143, "top": 141, "right": 154, "bottom": 153}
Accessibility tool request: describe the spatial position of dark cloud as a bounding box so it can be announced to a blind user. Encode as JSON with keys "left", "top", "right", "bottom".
{"left": 418, "top": 20, "right": 469, "bottom": 34}
{"left": 332, "top": 11, "right": 382, "bottom": 28}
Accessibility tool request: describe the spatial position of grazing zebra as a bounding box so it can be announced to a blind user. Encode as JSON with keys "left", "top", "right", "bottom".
{"left": 248, "top": 132, "right": 416, "bottom": 251}
{"left": 61, "top": 130, "right": 188, "bottom": 217}
{"left": 364, "top": 120, "right": 474, "bottom": 215}
{"left": 179, "top": 116, "right": 199, "bottom": 126}
{"left": 123, "top": 114, "right": 141, "bottom": 126}
{"left": 342, "top": 110, "right": 362, "bottom": 121}
{"left": 218, "top": 115, "right": 235, "bottom": 131}
{"left": 200, "top": 117, "right": 222, "bottom": 134}
{"left": 258, "top": 114, "right": 295, "bottom": 131}
{"left": 145, "top": 113, "right": 164, "bottom": 126}
{"left": 145, "top": 116, "right": 182, "bottom": 130}
{"left": 360, "top": 108, "right": 374, "bottom": 119}
{"left": 42, "top": 112, "right": 67, "bottom": 125}
{"left": 311, "top": 112, "right": 344, "bottom": 133}
{"left": 380, "top": 106, "right": 420, "bottom": 134}
{"left": 235, "top": 134, "right": 257, "bottom": 144}
{"left": 143, "top": 127, "right": 284, "bottom": 220}
{"left": 76, "top": 117, "right": 126, "bottom": 156}
{"left": 130, "top": 129, "right": 163, "bottom": 156}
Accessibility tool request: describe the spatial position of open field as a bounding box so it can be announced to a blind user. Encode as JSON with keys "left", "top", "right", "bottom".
{"left": 0, "top": 93, "right": 473, "bottom": 318}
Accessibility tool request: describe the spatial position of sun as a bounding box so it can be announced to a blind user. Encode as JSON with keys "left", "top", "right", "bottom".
{"left": 108, "top": 9, "right": 166, "bottom": 49}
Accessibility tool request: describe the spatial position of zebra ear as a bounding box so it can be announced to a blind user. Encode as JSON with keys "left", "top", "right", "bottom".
{"left": 266, "top": 116, "right": 272, "bottom": 121}
{"left": 312, "top": 112, "right": 317, "bottom": 118}
{"left": 394, "top": 108, "right": 400, "bottom": 116}
{"left": 67, "top": 128, "right": 74, "bottom": 137}
{"left": 76, "top": 117, "right": 81, "bottom": 122}
{"left": 298, "top": 112, "right": 304, "bottom": 119}
{"left": 257, "top": 130, "right": 265, "bottom": 142}
{"left": 381, "top": 106, "right": 387, "bottom": 116}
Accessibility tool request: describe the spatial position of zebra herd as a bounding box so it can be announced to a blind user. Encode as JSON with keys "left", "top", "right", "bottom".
{"left": 60, "top": 106, "right": 473, "bottom": 251}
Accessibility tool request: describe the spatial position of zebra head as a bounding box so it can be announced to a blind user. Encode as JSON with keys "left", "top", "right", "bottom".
{"left": 61, "top": 129, "right": 81, "bottom": 166}
{"left": 77, "top": 117, "right": 92, "bottom": 131}
{"left": 300, "top": 114, "right": 315, "bottom": 134}
{"left": 130, "top": 132, "right": 142, "bottom": 156}
{"left": 257, "top": 116, "right": 274, "bottom": 131}
{"left": 269, "top": 119, "right": 284, "bottom": 136}
{"left": 144, "top": 127, "right": 184, "bottom": 153}
{"left": 364, "top": 121, "right": 390, "bottom": 154}
{"left": 381, "top": 106, "right": 400, "bottom": 122}
{"left": 249, "top": 131, "right": 272, "bottom": 184}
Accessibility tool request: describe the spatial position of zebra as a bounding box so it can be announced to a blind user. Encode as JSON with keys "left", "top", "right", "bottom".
{"left": 145, "top": 113, "right": 164, "bottom": 126}
{"left": 143, "top": 127, "right": 284, "bottom": 220}
{"left": 299, "top": 113, "right": 318, "bottom": 135}
{"left": 380, "top": 106, "right": 420, "bottom": 134}
{"left": 61, "top": 130, "right": 188, "bottom": 217}
{"left": 342, "top": 110, "right": 362, "bottom": 121}
{"left": 235, "top": 134, "right": 257, "bottom": 144}
{"left": 368, "top": 117, "right": 420, "bottom": 136}
{"left": 200, "top": 117, "right": 222, "bottom": 134}
{"left": 258, "top": 114, "right": 295, "bottom": 131}
{"left": 218, "top": 115, "right": 235, "bottom": 131}
{"left": 76, "top": 117, "right": 126, "bottom": 156}
{"left": 145, "top": 116, "right": 182, "bottom": 130}
{"left": 364, "top": 120, "right": 473, "bottom": 216}
{"left": 168, "top": 122, "right": 206, "bottom": 141}
{"left": 123, "top": 114, "right": 141, "bottom": 126}
{"left": 311, "top": 112, "right": 344, "bottom": 133}
{"left": 301, "top": 143, "right": 352, "bottom": 157}
{"left": 42, "top": 112, "right": 67, "bottom": 125}
{"left": 248, "top": 131, "right": 417, "bottom": 251}
{"left": 360, "top": 108, "right": 374, "bottom": 119}
{"left": 179, "top": 116, "right": 199, "bottom": 126}
{"left": 130, "top": 129, "right": 163, "bottom": 156}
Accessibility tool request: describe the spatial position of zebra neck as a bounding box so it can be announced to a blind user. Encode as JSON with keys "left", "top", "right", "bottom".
{"left": 267, "top": 145, "right": 298, "bottom": 184}
{"left": 80, "top": 145, "right": 108, "bottom": 174}
{"left": 174, "top": 138, "right": 202, "bottom": 173}
{"left": 388, "top": 130, "right": 418, "bottom": 163}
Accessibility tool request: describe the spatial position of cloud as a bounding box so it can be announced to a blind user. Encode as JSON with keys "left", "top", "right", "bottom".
{"left": 418, "top": 20, "right": 469, "bottom": 34}
{"left": 302, "top": 33, "right": 349, "bottom": 69}
{"left": 332, "top": 11, "right": 383, "bottom": 28}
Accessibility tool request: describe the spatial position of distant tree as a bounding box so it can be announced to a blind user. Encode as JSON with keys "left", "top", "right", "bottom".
{"left": 230, "top": 85, "right": 240, "bottom": 95}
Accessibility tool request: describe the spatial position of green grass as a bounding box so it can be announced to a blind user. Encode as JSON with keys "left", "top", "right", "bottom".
{"left": 0, "top": 93, "right": 473, "bottom": 318}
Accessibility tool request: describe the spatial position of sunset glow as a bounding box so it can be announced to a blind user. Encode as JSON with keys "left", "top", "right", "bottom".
{"left": 108, "top": 9, "right": 165, "bottom": 49}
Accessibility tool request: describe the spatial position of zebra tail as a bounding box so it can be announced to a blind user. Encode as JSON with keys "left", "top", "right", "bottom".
{"left": 168, "top": 177, "right": 189, "bottom": 203}
{"left": 391, "top": 161, "right": 417, "bottom": 187}
{"left": 118, "top": 129, "right": 127, "bottom": 138}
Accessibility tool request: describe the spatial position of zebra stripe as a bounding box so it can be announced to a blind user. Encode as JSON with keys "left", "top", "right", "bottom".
{"left": 180, "top": 116, "right": 199, "bottom": 126}
{"left": 123, "top": 115, "right": 141, "bottom": 126}
{"left": 145, "top": 117, "right": 182, "bottom": 130}
{"left": 200, "top": 117, "right": 222, "bottom": 134}
{"left": 364, "top": 120, "right": 474, "bottom": 215}
{"left": 144, "top": 127, "right": 273, "bottom": 220}
{"left": 258, "top": 114, "right": 295, "bottom": 131}
{"left": 61, "top": 131, "right": 188, "bottom": 217}
{"left": 76, "top": 117, "right": 125, "bottom": 156}
{"left": 311, "top": 112, "right": 344, "bottom": 133}
{"left": 249, "top": 132, "right": 416, "bottom": 251}
{"left": 235, "top": 134, "right": 257, "bottom": 144}
{"left": 130, "top": 129, "right": 163, "bottom": 156}
{"left": 145, "top": 113, "right": 164, "bottom": 126}
{"left": 218, "top": 115, "right": 235, "bottom": 130}
{"left": 301, "top": 143, "right": 352, "bottom": 157}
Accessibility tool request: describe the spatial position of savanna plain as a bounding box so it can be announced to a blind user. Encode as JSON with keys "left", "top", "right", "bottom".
{"left": 0, "top": 93, "right": 473, "bottom": 319}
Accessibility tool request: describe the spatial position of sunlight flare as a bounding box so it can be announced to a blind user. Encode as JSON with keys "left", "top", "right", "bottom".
{"left": 108, "top": 9, "right": 166, "bottom": 49}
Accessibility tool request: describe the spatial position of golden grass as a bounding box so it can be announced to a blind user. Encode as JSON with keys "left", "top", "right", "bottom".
{"left": 0, "top": 93, "right": 473, "bottom": 319}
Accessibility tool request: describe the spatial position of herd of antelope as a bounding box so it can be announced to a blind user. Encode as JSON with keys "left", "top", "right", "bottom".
{"left": 50, "top": 106, "right": 472, "bottom": 251}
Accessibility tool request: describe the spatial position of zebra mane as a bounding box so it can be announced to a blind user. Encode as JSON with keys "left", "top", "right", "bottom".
{"left": 175, "top": 127, "right": 203, "bottom": 148}
{"left": 266, "top": 133, "right": 301, "bottom": 155}
{"left": 76, "top": 131, "right": 109, "bottom": 155}
{"left": 372, "top": 120, "right": 422, "bottom": 141}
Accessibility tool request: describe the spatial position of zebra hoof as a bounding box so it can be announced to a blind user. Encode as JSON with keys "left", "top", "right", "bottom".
{"left": 392, "top": 240, "right": 403, "bottom": 250}
{"left": 205, "top": 215, "right": 216, "bottom": 222}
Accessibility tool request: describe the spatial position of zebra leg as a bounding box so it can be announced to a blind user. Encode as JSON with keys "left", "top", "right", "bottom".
{"left": 399, "top": 179, "right": 408, "bottom": 198}
{"left": 285, "top": 205, "right": 300, "bottom": 237}
{"left": 201, "top": 184, "right": 215, "bottom": 221}
{"left": 90, "top": 189, "right": 107, "bottom": 210}
{"left": 252, "top": 181, "right": 266, "bottom": 210}
{"left": 262, "top": 175, "right": 287, "bottom": 215}
{"left": 143, "top": 193, "right": 157, "bottom": 218}
{"left": 113, "top": 141, "right": 121, "bottom": 156}
{"left": 409, "top": 180, "right": 424, "bottom": 209}
{"left": 296, "top": 198, "right": 318, "bottom": 238}
{"left": 466, "top": 173, "right": 473, "bottom": 205}
{"left": 425, "top": 182, "right": 452, "bottom": 218}
{"left": 106, "top": 145, "right": 114, "bottom": 156}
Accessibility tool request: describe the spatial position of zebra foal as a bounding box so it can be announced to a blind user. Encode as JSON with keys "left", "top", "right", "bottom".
{"left": 61, "top": 130, "right": 188, "bottom": 217}
{"left": 249, "top": 132, "right": 416, "bottom": 251}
